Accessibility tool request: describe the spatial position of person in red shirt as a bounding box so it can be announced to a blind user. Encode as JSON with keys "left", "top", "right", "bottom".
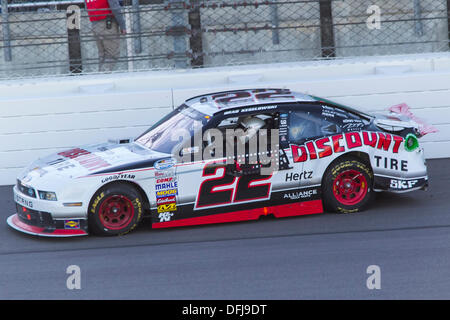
{"left": 85, "top": 0, "right": 127, "bottom": 72}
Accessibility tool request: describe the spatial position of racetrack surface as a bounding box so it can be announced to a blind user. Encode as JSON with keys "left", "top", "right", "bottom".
{"left": 0, "top": 158, "right": 449, "bottom": 299}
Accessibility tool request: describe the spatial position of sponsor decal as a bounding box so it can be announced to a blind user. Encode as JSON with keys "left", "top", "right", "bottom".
{"left": 285, "top": 171, "right": 313, "bottom": 182}
{"left": 156, "top": 196, "right": 176, "bottom": 205}
{"left": 291, "top": 131, "right": 404, "bottom": 163}
{"left": 15, "top": 194, "right": 33, "bottom": 208}
{"left": 155, "top": 180, "right": 178, "bottom": 191}
{"left": 154, "top": 165, "right": 178, "bottom": 219}
{"left": 374, "top": 156, "right": 408, "bottom": 172}
{"left": 342, "top": 119, "right": 365, "bottom": 131}
{"left": 64, "top": 220, "right": 81, "bottom": 230}
{"left": 156, "top": 177, "right": 174, "bottom": 184}
{"left": 154, "top": 158, "right": 176, "bottom": 171}
{"left": 279, "top": 113, "right": 288, "bottom": 143}
{"left": 283, "top": 189, "right": 318, "bottom": 200}
{"left": 101, "top": 174, "right": 136, "bottom": 184}
{"left": 157, "top": 203, "right": 177, "bottom": 213}
{"left": 390, "top": 179, "right": 418, "bottom": 189}
{"left": 58, "top": 148, "right": 111, "bottom": 171}
{"left": 322, "top": 105, "right": 336, "bottom": 118}
{"left": 90, "top": 192, "right": 105, "bottom": 213}
{"left": 154, "top": 170, "right": 175, "bottom": 178}
{"left": 156, "top": 189, "right": 178, "bottom": 198}
{"left": 158, "top": 211, "right": 174, "bottom": 222}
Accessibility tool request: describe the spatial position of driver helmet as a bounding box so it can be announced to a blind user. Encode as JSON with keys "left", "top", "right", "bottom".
{"left": 239, "top": 116, "right": 266, "bottom": 143}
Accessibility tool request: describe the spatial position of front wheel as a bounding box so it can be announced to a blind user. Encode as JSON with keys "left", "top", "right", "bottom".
{"left": 322, "top": 158, "right": 374, "bottom": 214}
{"left": 88, "top": 183, "right": 144, "bottom": 236}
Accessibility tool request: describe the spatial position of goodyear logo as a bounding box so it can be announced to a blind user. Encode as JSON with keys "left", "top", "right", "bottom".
{"left": 157, "top": 203, "right": 177, "bottom": 213}
{"left": 156, "top": 189, "right": 178, "bottom": 198}
{"left": 64, "top": 220, "right": 80, "bottom": 229}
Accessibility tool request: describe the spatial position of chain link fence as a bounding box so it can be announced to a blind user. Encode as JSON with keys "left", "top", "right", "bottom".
{"left": 0, "top": 0, "right": 449, "bottom": 79}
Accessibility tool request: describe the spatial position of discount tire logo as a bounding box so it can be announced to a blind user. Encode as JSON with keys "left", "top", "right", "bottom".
{"left": 291, "top": 131, "right": 403, "bottom": 163}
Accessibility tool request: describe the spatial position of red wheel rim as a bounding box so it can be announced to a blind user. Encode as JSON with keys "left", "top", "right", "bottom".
{"left": 98, "top": 195, "right": 135, "bottom": 230}
{"left": 332, "top": 169, "right": 368, "bottom": 206}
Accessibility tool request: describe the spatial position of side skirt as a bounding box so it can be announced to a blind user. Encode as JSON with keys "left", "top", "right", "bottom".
{"left": 152, "top": 199, "right": 323, "bottom": 229}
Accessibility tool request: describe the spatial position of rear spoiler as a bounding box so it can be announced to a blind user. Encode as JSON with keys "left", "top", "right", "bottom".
{"left": 373, "top": 103, "right": 438, "bottom": 138}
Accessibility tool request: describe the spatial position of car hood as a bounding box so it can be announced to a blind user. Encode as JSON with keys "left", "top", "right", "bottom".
{"left": 18, "top": 141, "right": 171, "bottom": 184}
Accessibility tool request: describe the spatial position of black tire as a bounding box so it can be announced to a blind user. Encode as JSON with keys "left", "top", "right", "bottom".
{"left": 322, "top": 157, "right": 374, "bottom": 214}
{"left": 88, "top": 183, "right": 144, "bottom": 236}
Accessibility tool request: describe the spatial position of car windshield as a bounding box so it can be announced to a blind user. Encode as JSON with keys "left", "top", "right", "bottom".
{"left": 135, "top": 104, "right": 209, "bottom": 154}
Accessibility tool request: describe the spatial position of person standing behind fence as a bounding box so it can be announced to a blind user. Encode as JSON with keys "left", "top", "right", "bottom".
{"left": 85, "top": 0, "right": 127, "bottom": 72}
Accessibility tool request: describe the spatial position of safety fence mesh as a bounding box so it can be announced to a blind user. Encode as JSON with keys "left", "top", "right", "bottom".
{"left": 0, "top": 0, "right": 448, "bottom": 79}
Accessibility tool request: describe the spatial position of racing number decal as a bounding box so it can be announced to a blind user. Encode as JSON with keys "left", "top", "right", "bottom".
{"left": 211, "top": 91, "right": 252, "bottom": 106}
{"left": 233, "top": 175, "right": 272, "bottom": 203}
{"left": 210, "top": 89, "right": 294, "bottom": 107}
{"left": 254, "top": 88, "right": 294, "bottom": 100}
{"left": 195, "top": 162, "right": 272, "bottom": 209}
{"left": 196, "top": 162, "right": 236, "bottom": 208}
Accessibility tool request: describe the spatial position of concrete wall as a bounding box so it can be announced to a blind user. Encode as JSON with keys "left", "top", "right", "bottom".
{"left": 0, "top": 52, "right": 449, "bottom": 185}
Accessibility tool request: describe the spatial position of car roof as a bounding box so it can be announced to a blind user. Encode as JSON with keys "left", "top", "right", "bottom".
{"left": 185, "top": 88, "right": 317, "bottom": 116}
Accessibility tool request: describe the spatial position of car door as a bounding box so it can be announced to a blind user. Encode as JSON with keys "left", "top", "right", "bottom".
{"left": 172, "top": 109, "right": 286, "bottom": 223}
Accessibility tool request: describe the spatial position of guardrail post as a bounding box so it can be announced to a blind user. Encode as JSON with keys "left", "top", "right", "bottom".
{"left": 188, "top": 0, "right": 203, "bottom": 66}
{"left": 413, "top": 0, "right": 423, "bottom": 36}
{"left": 1, "top": 0, "right": 12, "bottom": 62}
{"left": 66, "top": 5, "right": 82, "bottom": 73}
{"left": 270, "top": 0, "right": 280, "bottom": 45}
{"left": 447, "top": 0, "right": 450, "bottom": 49}
{"left": 319, "top": 0, "right": 335, "bottom": 58}
{"left": 167, "top": 0, "right": 188, "bottom": 68}
{"left": 132, "top": 0, "right": 142, "bottom": 54}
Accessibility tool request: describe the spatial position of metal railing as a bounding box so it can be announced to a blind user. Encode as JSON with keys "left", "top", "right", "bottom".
{"left": 0, "top": 0, "right": 449, "bottom": 79}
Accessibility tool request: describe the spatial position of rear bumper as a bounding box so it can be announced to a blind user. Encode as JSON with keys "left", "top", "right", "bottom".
{"left": 7, "top": 214, "right": 88, "bottom": 237}
{"left": 373, "top": 175, "right": 428, "bottom": 193}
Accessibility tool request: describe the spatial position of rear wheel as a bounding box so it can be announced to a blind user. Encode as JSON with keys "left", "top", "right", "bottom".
{"left": 88, "top": 183, "right": 144, "bottom": 236}
{"left": 322, "top": 158, "right": 373, "bottom": 213}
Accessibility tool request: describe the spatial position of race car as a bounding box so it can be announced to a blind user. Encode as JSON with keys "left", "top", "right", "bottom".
{"left": 7, "top": 88, "right": 432, "bottom": 237}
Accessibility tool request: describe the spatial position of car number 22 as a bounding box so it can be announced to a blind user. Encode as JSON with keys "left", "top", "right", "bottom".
{"left": 195, "top": 161, "right": 272, "bottom": 209}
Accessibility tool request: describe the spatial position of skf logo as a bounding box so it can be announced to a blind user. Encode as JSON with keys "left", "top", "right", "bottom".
{"left": 157, "top": 203, "right": 177, "bottom": 213}
{"left": 390, "top": 179, "right": 418, "bottom": 190}
{"left": 64, "top": 220, "right": 80, "bottom": 229}
{"left": 291, "top": 131, "right": 403, "bottom": 163}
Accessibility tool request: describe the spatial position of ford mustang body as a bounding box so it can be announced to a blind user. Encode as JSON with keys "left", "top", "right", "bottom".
{"left": 7, "top": 89, "right": 430, "bottom": 237}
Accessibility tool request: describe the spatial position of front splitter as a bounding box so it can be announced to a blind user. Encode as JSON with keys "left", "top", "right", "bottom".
{"left": 7, "top": 214, "right": 88, "bottom": 237}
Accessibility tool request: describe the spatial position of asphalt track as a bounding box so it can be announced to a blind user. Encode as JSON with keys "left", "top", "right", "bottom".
{"left": 0, "top": 158, "right": 450, "bottom": 299}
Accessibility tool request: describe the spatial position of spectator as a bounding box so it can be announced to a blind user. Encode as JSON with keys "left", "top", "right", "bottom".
{"left": 85, "top": 0, "right": 127, "bottom": 72}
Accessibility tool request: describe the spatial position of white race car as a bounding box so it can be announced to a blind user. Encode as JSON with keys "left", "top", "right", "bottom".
{"left": 7, "top": 89, "right": 431, "bottom": 237}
